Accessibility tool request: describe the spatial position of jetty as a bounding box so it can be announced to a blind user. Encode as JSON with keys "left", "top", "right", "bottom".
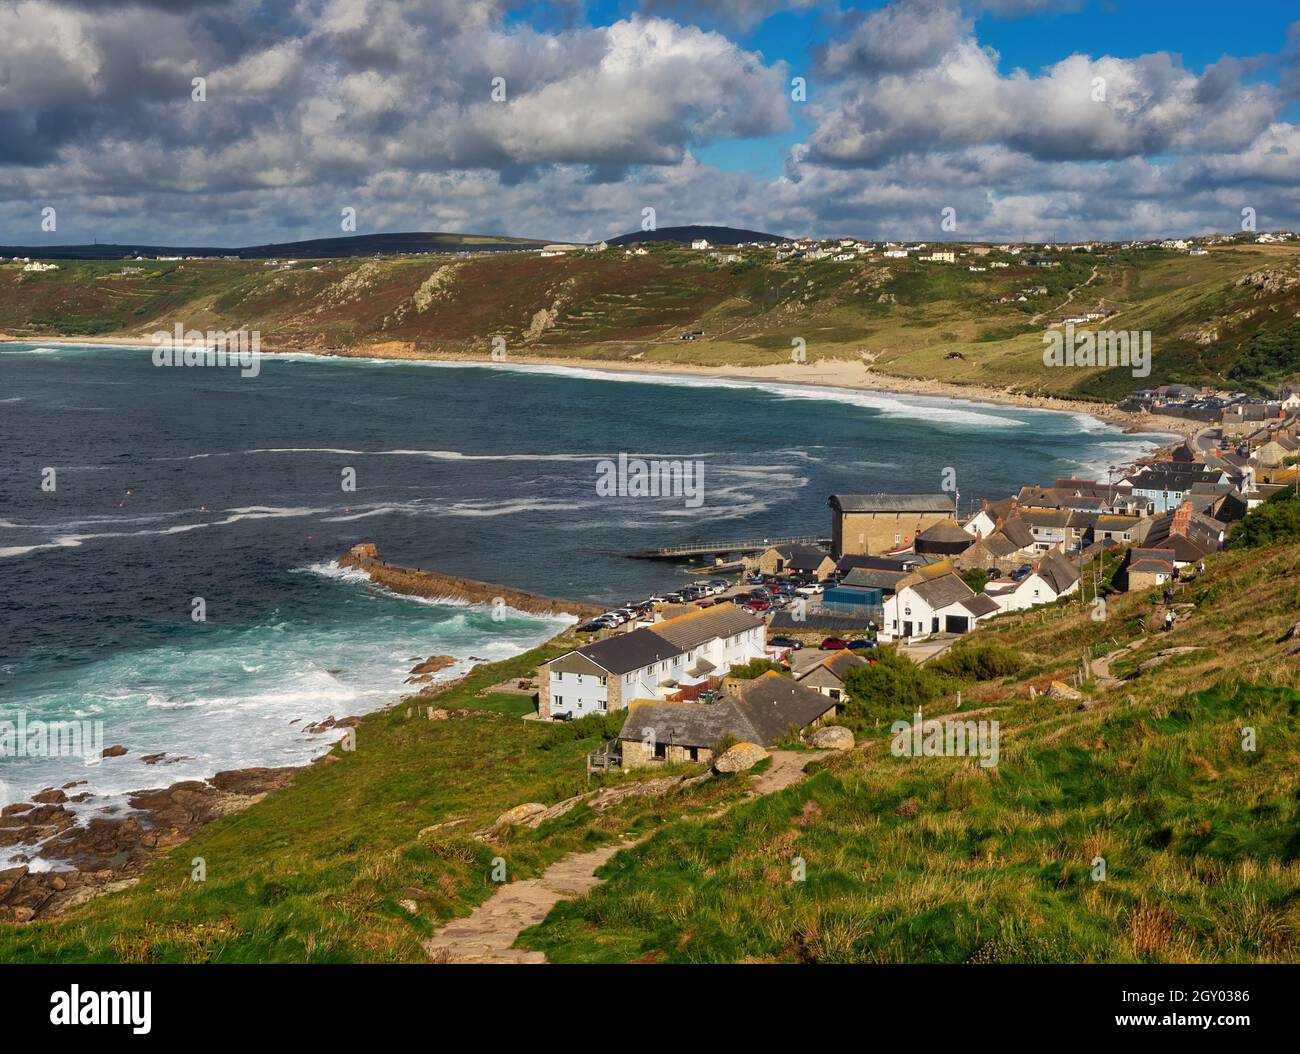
{"left": 337, "top": 544, "right": 604, "bottom": 619}
{"left": 629, "top": 535, "right": 830, "bottom": 560}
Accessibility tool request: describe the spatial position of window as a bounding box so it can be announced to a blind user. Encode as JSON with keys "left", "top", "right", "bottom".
{"left": 598, "top": 699, "right": 607, "bottom": 711}
{"left": 553, "top": 671, "right": 563, "bottom": 681}
{"left": 554, "top": 696, "right": 563, "bottom": 707}
{"left": 599, "top": 676, "right": 607, "bottom": 686}
{"left": 894, "top": 533, "right": 901, "bottom": 544}
{"left": 625, "top": 673, "right": 633, "bottom": 684}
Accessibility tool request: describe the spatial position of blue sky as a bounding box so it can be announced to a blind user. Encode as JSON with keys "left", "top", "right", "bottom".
{"left": 2, "top": 0, "right": 1298, "bottom": 243}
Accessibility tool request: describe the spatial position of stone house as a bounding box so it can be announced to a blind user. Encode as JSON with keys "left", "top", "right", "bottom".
{"left": 618, "top": 672, "right": 839, "bottom": 769}
{"left": 752, "top": 543, "right": 836, "bottom": 579}
{"left": 796, "top": 650, "right": 868, "bottom": 703}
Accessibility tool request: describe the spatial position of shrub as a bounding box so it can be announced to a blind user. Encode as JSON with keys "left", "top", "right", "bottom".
{"left": 536, "top": 711, "right": 624, "bottom": 750}
{"left": 840, "top": 646, "right": 952, "bottom": 727}
{"left": 927, "top": 641, "right": 1023, "bottom": 682}
{"left": 1227, "top": 486, "right": 1300, "bottom": 549}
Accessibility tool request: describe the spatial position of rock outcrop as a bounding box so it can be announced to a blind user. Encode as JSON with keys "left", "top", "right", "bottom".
{"left": 714, "top": 742, "right": 770, "bottom": 773}
{"left": 805, "top": 725, "right": 854, "bottom": 751}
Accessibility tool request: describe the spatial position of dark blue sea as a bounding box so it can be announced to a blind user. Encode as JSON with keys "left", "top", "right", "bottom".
{"left": 0, "top": 342, "right": 1167, "bottom": 841}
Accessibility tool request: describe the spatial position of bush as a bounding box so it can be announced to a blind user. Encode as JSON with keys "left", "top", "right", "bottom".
{"left": 959, "top": 568, "right": 989, "bottom": 593}
{"left": 927, "top": 642, "right": 1024, "bottom": 682}
{"left": 1227, "top": 486, "right": 1300, "bottom": 550}
{"left": 726, "top": 658, "right": 789, "bottom": 680}
{"left": 536, "top": 711, "right": 624, "bottom": 750}
{"left": 840, "top": 647, "right": 952, "bottom": 727}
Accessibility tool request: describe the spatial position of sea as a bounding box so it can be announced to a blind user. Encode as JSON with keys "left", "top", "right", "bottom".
{"left": 0, "top": 342, "right": 1170, "bottom": 859}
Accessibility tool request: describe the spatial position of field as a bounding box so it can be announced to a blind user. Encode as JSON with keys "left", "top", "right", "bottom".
{"left": 4, "top": 239, "right": 1300, "bottom": 400}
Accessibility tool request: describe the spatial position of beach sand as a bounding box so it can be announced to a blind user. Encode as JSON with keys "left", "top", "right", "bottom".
{"left": 0, "top": 333, "right": 1196, "bottom": 440}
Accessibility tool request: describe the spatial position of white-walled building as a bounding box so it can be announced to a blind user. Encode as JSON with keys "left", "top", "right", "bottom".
{"left": 539, "top": 604, "right": 766, "bottom": 720}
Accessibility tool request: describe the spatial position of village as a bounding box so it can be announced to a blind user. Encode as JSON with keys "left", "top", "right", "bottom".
{"left": 528, "top": 387, "right": 1300, "bottom": 774}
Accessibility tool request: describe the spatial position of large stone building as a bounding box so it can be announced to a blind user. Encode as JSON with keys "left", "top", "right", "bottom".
{"left": 827, "top": 493, "right": 955, "bottom": 557}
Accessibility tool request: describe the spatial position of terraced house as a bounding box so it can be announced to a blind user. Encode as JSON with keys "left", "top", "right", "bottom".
{"left": 539, "top": 604, "right": 766, "bottom": 720}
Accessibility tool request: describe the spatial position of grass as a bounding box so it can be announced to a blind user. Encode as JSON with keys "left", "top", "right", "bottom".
{"left": 0, "top": 643, "right": 743, "bottom": 962}
{"left": 5, "top": 243, "right": 1299, "bottom": 397}
{"left": 516, "top": 538, "right": 1300, "bottom": 963}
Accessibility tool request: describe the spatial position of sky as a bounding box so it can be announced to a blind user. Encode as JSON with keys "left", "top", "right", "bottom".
{"left": 1, "top": 0, "right": 1298, "bottom": 245}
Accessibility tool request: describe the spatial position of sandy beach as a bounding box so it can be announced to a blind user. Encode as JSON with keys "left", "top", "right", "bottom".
{"left": 0, "top": 332, "right": 1197, "bottom": 440}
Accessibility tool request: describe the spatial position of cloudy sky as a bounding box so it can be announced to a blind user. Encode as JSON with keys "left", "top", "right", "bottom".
{"left": 1, "top": 0, "right": 1298, "bottom": 245}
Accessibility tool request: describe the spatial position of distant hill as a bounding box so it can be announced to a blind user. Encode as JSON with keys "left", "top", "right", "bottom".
{"left": 0, "top": 231, "right": 550, "bottom": 261}
{"left": 607, "top": 225, "right": 789, "bottom": 247}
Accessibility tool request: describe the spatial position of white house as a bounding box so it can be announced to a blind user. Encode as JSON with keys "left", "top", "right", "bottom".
{"left": 691, "top": 239, "right": 710, "bottom": 250}
{"left": 983, "top": 551, "right": 1081, "bottom": 614}
{"left": 881, "top": 572, "right": 997, "bottom": 641}
{"left": 539, "top": 604, "right": 766, "bottom": 720}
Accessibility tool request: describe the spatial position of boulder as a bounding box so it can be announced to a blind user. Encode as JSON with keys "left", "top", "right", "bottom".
{"left": 805, "top": 726, "right": 854, "bottom": 751}
{"left": 1045, "top": 681, "right": 1082, "bottom": 701}
{"left": 492, "top": 802, "right": 547, "bottom": 829}
{"left": 714, "top": 742, "right": 771, "bottom": 773}
{"left": 409, "top": 655, "right": 456, "bottom": 677}
{"left": 101, "top": 745, "right": 128, "bottom": 758}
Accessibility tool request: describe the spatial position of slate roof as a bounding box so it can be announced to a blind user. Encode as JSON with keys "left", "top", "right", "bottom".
{"left": 617, "top": 672, "right": 837, "bottom": 749}
{"left": 728, "top": 673, "right": 839, "bottom": 744}
{"left": 651, "top": 603, "right": 764, "bottom": 651}
{"left": 841, "top": 567, "right": 908, "bottom": 592}
{"left": 916, "top": 519, "right": 976, "bottom": 544}
{"left": 959, "top": 593, "right": 1000, "bottom": 617}
{"left": 569, "top": 628, "right": 680, "bottom": 675}
{"left": 906, "top": 572, "right": 976, "bottom": 610}
{"left": 998, "top": 518, "right": 1036, "bottom": 549}
{"left": 1035, "top": 550, "right": 1081, "bottom": 594}
{"left": 829, "top": 493, "right": 955, "bottom": 514}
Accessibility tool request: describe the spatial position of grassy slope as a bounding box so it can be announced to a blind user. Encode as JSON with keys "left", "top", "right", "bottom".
{"left": 517, "top": 541, "right": 1300, "bottom": 963}
{"left": 4, "top": 242, "right": 1299, "bottom": 398}
{"left": 0, "top": 642, "right": 745, "bottom": 963}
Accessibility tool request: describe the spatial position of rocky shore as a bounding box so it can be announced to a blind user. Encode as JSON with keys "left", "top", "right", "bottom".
{"left": 0, "top": 767, "right": 297, "bottom": 922}
{"left": 337, "top": 542, "right": 603, "bottom": 619}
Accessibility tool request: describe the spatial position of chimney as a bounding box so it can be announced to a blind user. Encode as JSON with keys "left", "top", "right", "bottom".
{"left": 1170, "top": 499, "right": 1193, "bottom": 538}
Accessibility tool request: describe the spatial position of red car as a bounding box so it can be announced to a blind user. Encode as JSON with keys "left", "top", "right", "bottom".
{"left": 820, "top": 637, "right": 848, "bottom": 650}
{"left": 747, "top": 599, "right": 771, "bottom": 611}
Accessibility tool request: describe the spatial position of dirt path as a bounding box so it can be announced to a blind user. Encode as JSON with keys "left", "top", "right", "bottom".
{"left": 423, "top": 750, "right": 826, "bottom": 964}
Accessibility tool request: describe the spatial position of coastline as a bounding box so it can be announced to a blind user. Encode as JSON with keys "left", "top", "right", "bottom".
{"left": 0, "top": 333, "right": 1196, "bottom": 440}
{"left": 1, "top": 552, "right": 583, "bottom": 922}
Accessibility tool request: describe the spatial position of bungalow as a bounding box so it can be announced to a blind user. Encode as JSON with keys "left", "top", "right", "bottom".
{"left": 796, "top": 650, "right": 869, "bottom": 703}
{"left": 1093, "top": 514, "right": 1150, "bottom": 546}
{"left": 1121, "top": 548, "right": 1177, "bottom": 590}
{"left": 983, "top": 550, "right": 1081, "bottom": 613}
{"left": 828, "top": 493, "right": 956, "bottom": 557}
{"left": 618, "top": 672, "right": 839, "bottom": 768}
{"left": 752, "top": 543, "right": 836, "bottom": 579}
{"left": 881, "top": 572, "right": 993, "bottom": 641}
{"left": 539, "top": 604, "right": 766, "bottom": 720}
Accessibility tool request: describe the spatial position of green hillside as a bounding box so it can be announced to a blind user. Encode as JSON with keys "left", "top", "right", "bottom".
{"left": 4, "top": 239, "right": 1299, "bottom": 399}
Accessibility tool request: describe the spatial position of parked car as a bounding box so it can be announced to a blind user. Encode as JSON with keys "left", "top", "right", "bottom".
{"left": 846, "top": 639, "right": 878, "bottom": 650}
{"left": 694, "top": 598, "right": 716, "bottom": 608}
{"left": 576, "top": 621, "right": 604, "bottom": 633}
{"left": 747, "top": 599, "right": 771, "bottom": 611}
{"left": 708, "top": 579, "right": 730, "bottom": 589}
{"left": 796, "top": 583, "right": 824, "bottom": 595}
{"left": 821, "top": 636, "right": 848, "bottom": 650}
{"left": 1010, "top": 564, "right": 1033, "bottom": 582}
{"left": 646, "top": 595, "right": 668, "bottom": 604}
{"left": 768, "top": 635, "right": 804, "bottom": 650}
{"left": 745, "top": 574, "right": 765, "bottom": 585}
{"left": 664, "top": 592, "right": 685, "bottom": 603}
